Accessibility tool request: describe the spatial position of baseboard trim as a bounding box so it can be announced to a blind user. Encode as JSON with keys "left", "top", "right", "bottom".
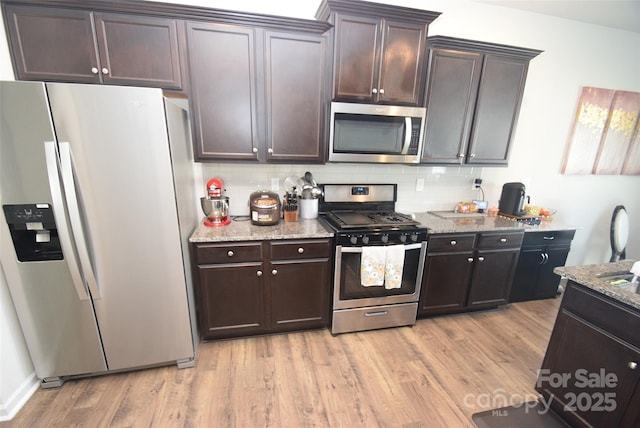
{"left": 0, "top": 371, "right": 39, "bottom": 421}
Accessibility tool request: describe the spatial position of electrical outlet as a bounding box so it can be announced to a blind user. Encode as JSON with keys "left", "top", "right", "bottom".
{"left": 473, "top": 178, "right": 482, "bottom": 190}
{"left": 271, "top": 178, "right": 279, "bottom": 191}
{"left": 416, "top": 178, "right": 425, "bottom": 192}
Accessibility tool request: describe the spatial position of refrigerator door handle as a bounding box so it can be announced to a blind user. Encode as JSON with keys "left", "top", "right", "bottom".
{"left": 43, "top": 141, "right": 91, "bottom": 301}
{"left": 58, "top": 142, "right": 101, "bottom": 299}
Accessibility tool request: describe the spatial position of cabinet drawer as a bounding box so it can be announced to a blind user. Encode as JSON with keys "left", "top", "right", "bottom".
{"left": 194, "top": 242, "right": 263, "bottom": 264}
{"left": 563, "top": 282, "right": 640, "bottom": 347}
{"left": 522, "top": 229, "right": 575, "bottom": 246}
{"left": 477, "top": 231, "right": 523, "bottom": 250}
{"left": 428, "top": 234, "right": 476, "bottom": 252}
{"left": 270, "top": 239, "right": 332, "bottom": 260}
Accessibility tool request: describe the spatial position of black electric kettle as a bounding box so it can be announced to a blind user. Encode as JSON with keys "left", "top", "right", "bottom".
{"left": 498, "top": 182, "right": 526, "bottom": 216}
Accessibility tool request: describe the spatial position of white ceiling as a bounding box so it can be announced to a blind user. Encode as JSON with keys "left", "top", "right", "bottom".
{"left": 474, "top": 0, "right": 640, "bottom": 33}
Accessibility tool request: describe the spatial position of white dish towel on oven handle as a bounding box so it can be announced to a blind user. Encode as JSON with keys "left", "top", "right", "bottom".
{"left": 360, "top": 246, "right": 386, "bottom": 286}
{"left": 385, "top": 245, "right": 405, "bottom": 289}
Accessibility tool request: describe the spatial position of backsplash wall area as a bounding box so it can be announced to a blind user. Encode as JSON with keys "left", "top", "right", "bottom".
{"left": 200, "top": 163, "right": 486, "bottom": 216}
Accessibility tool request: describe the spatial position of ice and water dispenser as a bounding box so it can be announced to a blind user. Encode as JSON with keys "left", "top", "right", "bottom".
{"left": 3, "top": 203, "right": 63, "bottom": 262}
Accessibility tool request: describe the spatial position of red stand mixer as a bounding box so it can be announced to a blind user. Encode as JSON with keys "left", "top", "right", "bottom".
{"left": 200, "top": 177, "right": 230, "bottom": 226}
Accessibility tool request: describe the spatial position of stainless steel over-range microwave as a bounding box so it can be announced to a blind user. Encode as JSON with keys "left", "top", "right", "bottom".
{"left": 328, "top": 102, "right": 427, "bottom": 164}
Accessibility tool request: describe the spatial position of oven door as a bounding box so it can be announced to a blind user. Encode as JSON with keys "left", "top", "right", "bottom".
{"left": 333, "top": 242, "right": 427, "bottom": 310}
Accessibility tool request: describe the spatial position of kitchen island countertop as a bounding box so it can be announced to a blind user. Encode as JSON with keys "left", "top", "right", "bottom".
{"left": 555, "top": 260, "right": 640, "bottom": 310}
{"left": 413, "top": 212, "right": 578, "bottom": 234}
{"left": 189, "top": 217, "right": 334, "bottom": 242}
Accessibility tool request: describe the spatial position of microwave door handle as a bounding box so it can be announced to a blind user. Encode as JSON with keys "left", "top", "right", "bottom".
{"left": 401, "top": 117, "right": 412, "bottom": 154}
{"left": 43, "top": 141, "right": 90, "bottom": 301}
{"left": 58, "top": 142, "right": 101, "bottom": 299}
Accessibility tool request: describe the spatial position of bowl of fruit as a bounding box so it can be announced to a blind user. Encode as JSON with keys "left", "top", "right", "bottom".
{"left": 539, "top": 207, "right": 557, "bottom": 221}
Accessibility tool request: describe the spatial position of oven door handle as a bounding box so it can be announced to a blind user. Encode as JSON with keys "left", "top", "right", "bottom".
{"left": 338, "top": 243, "right": 423, "bottom": 253}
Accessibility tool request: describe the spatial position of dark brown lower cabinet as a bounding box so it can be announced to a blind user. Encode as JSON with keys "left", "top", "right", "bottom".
{"left": 509, "top": 230, "right": 576, "bottom": 302}
{"left": 192, "top": 238, "right": 332, "bottom": 340}
{"left": 537, "top": 282, "right": 640, "bottom": 427}
{"left": 418, "top": 231, "right": 523, "bottom": 316}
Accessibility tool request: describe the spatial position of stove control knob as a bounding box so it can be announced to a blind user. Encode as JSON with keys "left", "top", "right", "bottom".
{"left": 381, "top": 234, "right": 389, "bottom": 243}
{"left": 410, "top": 234, "right": 419, "bottom": 242}
{"left": 350, "top": 236, "right": 358, "bottom": 245}
{"left": 362, "top": 236, "right": 370, "bottom": 244}
{"left": 400, "top": 234, "right": 407, "bottom": 243}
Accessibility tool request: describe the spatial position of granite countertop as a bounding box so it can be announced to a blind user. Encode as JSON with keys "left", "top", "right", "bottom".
{"left": 190, "top": 211, "right": 577, "bottom": 242}
{"left": 189, "top": 217, "right": 334, "bottom": 242}
{"left": 554, "top": 260, "right": 640, "bottom": 310}
{"left": 413, "top": 212, "right": 577, "bottom": 234}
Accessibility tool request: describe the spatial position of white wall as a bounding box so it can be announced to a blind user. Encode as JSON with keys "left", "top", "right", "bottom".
{"left": 1, "top": 0, "right": 639, "bottom": 419}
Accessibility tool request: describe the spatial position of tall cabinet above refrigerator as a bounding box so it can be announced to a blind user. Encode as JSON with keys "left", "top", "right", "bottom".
{"left": 0, "top": 81, "right": 199, "bottom": 387}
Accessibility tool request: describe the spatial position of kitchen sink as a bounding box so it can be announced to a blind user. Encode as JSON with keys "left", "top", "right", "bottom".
{"left": 428, "top": 210, "right": 487, "bottom": 219}
{"left": 598, "top": 272, "right": 639, "bottom": 293}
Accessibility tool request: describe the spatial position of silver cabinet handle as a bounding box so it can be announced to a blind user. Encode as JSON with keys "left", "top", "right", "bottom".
{"left": 101, "top": 67, "right": 109, "bottom": 75}
{"left": 379, "top": 88, "right": 385, "bottom": 94}
{"left": 544, "top": 253, "right": 549, "bottom": 264}
{"left": 272, "top": 269, "right": 278, "bottom": 275}
{"left": 257, "top": 270, "right": 262, "bottom": 277}
{"left": 469, "top": 153, "right": 476, "bottom": 158}
{"left": 267, "top": 148, "right": 273, "bottom": 154}
{"left": 298, "top": 247, "right": 304, "bottom": 254}
{"left": 450, "top": 240, "right": 457, "bottom": 246}
{"left": 539, "top": 253, "right": 546, "bottom": 265}
{"left": 227, "top": 250, "right": 234, "bottom": 257}
{"left": 467, "top": 257, "right": 474, "bottom": 263}
{"left": 252, "top": 147, "right": 258, "bottom": 153}
{"left": 543, "top": 236, "right": 555, "bottom": 240}
{"left": 372, "top": 88, "right": 378, "bottom": 94}
{"left": 629, "top": 362, "right": 638, "bottom": 369}
{"left": 478, "top": 256, "right": 485, "bottom": 262}
{"left": 500, "top": 238, "right": 507, "bottom": 243}
{"left": 91, "top": 67, "right": 99, "bottom": 74}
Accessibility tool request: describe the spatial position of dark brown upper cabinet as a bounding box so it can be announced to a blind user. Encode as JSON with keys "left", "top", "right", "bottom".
{"left": 186, "top": 22, "right": 329, "bottom": 163}
{"left": 316, "top": 0, "right": 440, "bottom": 106}
{"left": 421, "top": 36, "right": 542, "bottom": 165}
{"left": 3, "top": 4, "right": 183, "bottom": 90}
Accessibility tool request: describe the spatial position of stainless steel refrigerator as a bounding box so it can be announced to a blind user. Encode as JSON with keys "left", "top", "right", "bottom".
{"left": 0, "top": 81, "right": 198, "bottom": 387}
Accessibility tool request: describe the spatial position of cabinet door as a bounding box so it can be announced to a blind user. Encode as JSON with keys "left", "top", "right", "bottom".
{"left": 538, "top": 310, "right": 640, "bottom": 428}
{"left": 419, "top": 252, "right": 474, "bottom": 315}
{"left": 535, "top": 245, "right": 570, "bottom": 299}
{"left": 467, "top": 249, "right": 520, "bottom": 308}
{"left": 197, "top": 263, "right": 266, "bottom": 339}
{"left": 264, "top": 31, "right": 326, "bottom": 163}
{"left": 467, "top": 54, "right": 528, "bottom": 165}
{"left": 4, "top": 5, "right": 101, "bottom": 83}
{"left": 270, "top": 259, "right": 330, "bottom": 331}
{"left": 186, "top": 22, "right": 259, "bottom": 161}
{"left": 421, "top": 49, "right": 482, "bottom": 163}
{"left": 377, "top": 19, "right": 427, "bottom": 105}
{"left": 94, "top": 13, "right": 182, "bottom": 89}
{"left": 332, "top": 14, "right": 380, "bottom": 102}
{"left": 509, "top": 247, "right": 543, "bottom": 302}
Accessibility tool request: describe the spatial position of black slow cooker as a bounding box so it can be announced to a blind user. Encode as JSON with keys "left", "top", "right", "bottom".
{"left": 249, "top": 190, "right": 281, "bottom": 225}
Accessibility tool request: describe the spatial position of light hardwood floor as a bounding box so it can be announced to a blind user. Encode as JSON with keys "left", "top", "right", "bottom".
{"left": 2, "top": 298, "right": 561, "bottom": 428}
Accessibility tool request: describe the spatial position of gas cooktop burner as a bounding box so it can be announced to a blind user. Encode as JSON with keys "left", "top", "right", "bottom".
{"left": 326, "top": 210, "right": 419, "bottom": 229}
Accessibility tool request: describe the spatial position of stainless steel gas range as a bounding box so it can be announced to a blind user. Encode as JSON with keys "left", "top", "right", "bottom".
{"left": 319, "top": 184, "right": 428, "bottom": 334}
